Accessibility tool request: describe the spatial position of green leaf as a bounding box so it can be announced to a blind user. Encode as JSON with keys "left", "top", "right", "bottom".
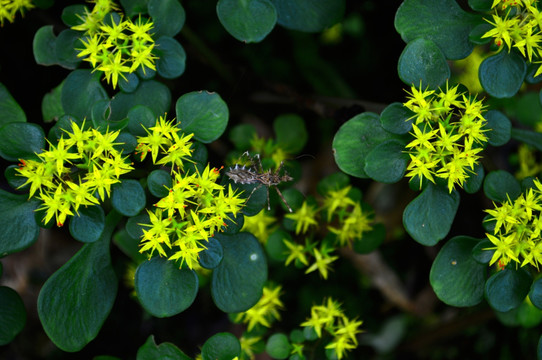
{"left": 113, "top": 228, "right": 148, "bottom": 263}
{"left": 127, "top": 105, "right": 157, "bottom": 137}
{"left": 530, "top": 277, "right": 542, "bottom": 310}
{"left": 316, "top": 172, "right": 350, "bottom": 196}
{"left": 41, "top": 81, "right": 64, "bottom": 123}
{"left": 110, "top": 80, "right": 171, "bottom": 122}
{"left": 135, "top": 257, "right": 198, "bottom": 317}
{"left": 33, "top": 26, "right": 58, "bottom": 66}
{"left": 217, "top": 0, "right": 277, "bottom": 43}
{"left": 111, "top": 179, "right": 146, "bottom": 216}
{"left": 119, "top": 72, "right": 140, "bottom": 93}
{"left": 0, "top": 190, "right": 40, "bottom": 257}
{"left": 154, "top": 37, "right": 186, "bottom": 79}
{"left": 201, "top": 332, "right": 241, "bottom": 360}
{"left": 38, "top": 211, "right": 121, "bottom": 352}
{"left": 211, "top": 232, "right": 267, "bottom": 312}
{"left": 479, "top": 51, "right": 526, "bottom": 98}
{"left": 511, "top": 127, "right": 542, "bottom": 152}
{"left": 517, "top": 298, "right": 542, "bottom": 328}
{"left": 274, "top": 113, "right": 307, "bottom": 153}
{"left": 483, "top": 170, "right": 521, "bottom": 202}
{"left": 397, "top": 38, "right": 450, "bottom": 89}
{"left": 266, "top": 333, "right": 291, "bottom": 359}
{"left": 120, "top": 0, "right": 147, "bottom": 17}
{"left": 5, "top": 165, "right": 27, "bottom": 190}
{"left": 364, "top": 139, "right": 408, "bottom": 184}
{"left": 471, "top": 238, "right": 493, "bottom": 265}
{"left": 0, "top": 83, "right": 26, "bottom": 125}
{"left": 0, "top": 286, "right": 26, "bottom": 345}
{"left": 464, "top": 162, "right": 484, "bottom": 194}
{"left": 176, "top": 91, "right": 229, "bottom": 143}
{"left": 62, "top": 70, "right": 109, "bottom": 120}
{"left": 484, "top": 110, "right": 511, "bottom": 147}
{"left": 394, "top": 0, "right": 479, "bottom": 60}
{"left": 485, "top": 268, "right": 532, "bottom": 312}
{"left": 147, "top": 170, "right": 172, "bottom": 198}
{"left": 403, "top": 183, "right": 460, "bottom": 246}
{"left": 430, "top": 236, "right": 486, "bottom": 307}
{"left": 0, "top": 122, "right": 45, "bottom": 162}
{"left": 199, "top": 237, "right": 224, "bottom": 269}
{"left": 380, "top": 102, "right": 414, "bottom": 135}
{"left": 136, "top": 335, "right": 191, "bottom": 360}
{"left": 270, "top": 0, "right": 345, "bottom": 32}
{"left": 61, "top": 4, "right": 87, "bottom": 27}
{"left": 69, "top": 205, "right": 105, "bottom": 243}
{"left": 353, "top": 223, "right": 385, "bottom": 254}
{"left": 265, "top": 229, "right": 290, "bottom": 262}
{"left": 54, "top": 29, "right": 81, "bottom": 69}
{"left": 229, "top": 124, "right": 256, "bottom": 151}
{"left": 332, "top": 112, "right": 394, "bottom": 179}
{"left": 148, "top": 0, "right": 185, "bottom": 38}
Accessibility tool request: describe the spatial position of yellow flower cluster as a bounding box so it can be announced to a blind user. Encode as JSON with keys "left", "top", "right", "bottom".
{"left": 72, "top": 0, "right": 157, "bottom": 88}
{"left": 136, "top": 116, "right": 245, "bottom": 269}
{"left": 300, "top": 298, "right": 363, "bottom": 359}
{"left": 16, "top": 121, "right": 133, "bottom": 226}
{"left": 234, "top": 284, "right": 284, "bottom": 331}
{"left": 403, "top": 83, "right": 488, "bottom": 193}
{"left": 485, "top": 179, "right": 542, "bottom": 269}
{"left": 0, "top": 0, "right": 33, "bottom": 26}
{"left": 483, "top": 0, "right": 542, "bottom": 76}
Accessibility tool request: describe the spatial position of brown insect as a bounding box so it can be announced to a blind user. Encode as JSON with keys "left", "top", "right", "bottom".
{"left": 226, "top": 151, "right": 293, "bottom": 212}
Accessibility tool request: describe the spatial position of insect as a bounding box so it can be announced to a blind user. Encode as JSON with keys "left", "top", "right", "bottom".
{"left": 226, "top": 151, "right": 293, "bottom": 212}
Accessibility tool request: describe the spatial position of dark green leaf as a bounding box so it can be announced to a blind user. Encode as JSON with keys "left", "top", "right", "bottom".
{"left": 229, "top": 124, "right": 256, "bottom": 151}
{"left": 217, "top": 0, "right": 277, "bottom": 43}
{"left": 69, "top": 205, "right": 105, "bottom": 243}
{"left": 469, "top": 23, "right": 493, "bottom": 45}
{"left": 403, "top": 183, "right": 460, "bottom": 246}
{"left": 33, "top": 26, "right": 58, "bottom": 66}
{"left": 394, "top": 0, "right": 479, "bottom": 60}
{"left": 265, "top": 230, "right": 290, "bottom": 262}
{"left": 430, "top": 236, "right": 486, "bottom": 306}
{"left": 115, "top": 131, "right": 138, "bottom": 154}
{"left": 0, "top": 287, "right": 26, "bottom": 345}
{"left": 211, "top": 232, "right": 267, "bottom": 312}
{"left": 55, "top": 29, "right": 81, "bottom": 69}
{"left": 397, "top": 38, "right": 450, "bottom": 89}
{"left": 530, "top": 277, "right": 542, "bottom": 310}
{"left": 119, "top": 72, "right": 140, "bottom": 93}
{"left": 201, "top": 332, "right": 241, "bottom": 360}
{"left": 0, "top": 83, "right": 26, "bottom": 126}
{"left": 38, "top": 211, "right": 121, "bottom": 352}
{"left": 155, "top": 37, "right": 186, "bottom": 79}
{"left": 113, "top": 228, "right": 148, "bottom": 263}
{"left": 484, "top": 110, "right": 511, "bottom": 146}
{"left": 120, "top": 0, "right": 147, "bottom": 17}
{"left": 511, "top": 127, "right": 542, "bottom": 152}
{"left": 148, "top": 0, "right": 185, "bottom": 37}
{"left": 380, "top": 102, "right": 414, "bottom": 135}
{"left": 0, "top": 190, "right": 40, "bottom": 257}
{"left": 41, "top": 81, "right": 64, "bottom": 123}
{"left": 266, "top": 333, "right": 291, "bottom": 359}
{"left": 479, "top": 51, "right": 526, "bottom": 98}
{"left": 353, "top": 223, "right": 385, "bottom": 254}
{"left": 222, "top": 212, "right": 244, "bottom": 234}
{"left": 270, "top": 0, "right": 344, "bottom": 32}
{"left": 199, "top": 237, "right": 224, "bottom": 269}
{"left": 5, "top": 165, "right": 27, "bottom": 190}
{"left": 485, "top": 268, "right": 532, "bottom": 312}
{"left": 0, "top": 122, "right": 45, "bottom": 162}
{"left": 483, "top": 170, "right": 521, "bottom": 202}
{"left": 127, "top": 105, "right": 156, "bottom": 137}
{"left": 468, "top": 0, "right": 493, "bottom": 11}
{"left": 147, "top": 170, "right": 172, "bottom": 198}
{"left": 471, "top": 238, "right": 493, "bottom": 264}
{"left": 135, "top": 257, "right": 198, "bottom": 317}
{"left": 136, "top": 335, "right": 191, "bottom": 360}
{"left": 364, "top": 139, "right": 408, "bottom": 184}
{"left": 61, "top": 70, "right": 109, "bottom": 120}
{"left": 464, "top": 162, "right": 484, "bottom": 194}
{"left": 111, "top": 180, "right": 146, "bottom": 216}
{"left": 274, "top": 113, "right": 307, "bottom": 153}
{"left": 61, "top": 4, "right": 87, "bottom": 27}
{"left": 110, "top": 80, "right": 171, "bottom": 121}
{"left": 176, "top": 91, "right": 229, "bottom": 143}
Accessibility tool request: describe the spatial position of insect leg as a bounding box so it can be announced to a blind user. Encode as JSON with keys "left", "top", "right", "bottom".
{"left": 274, "top": 186, "right": 293, "bottom": 212}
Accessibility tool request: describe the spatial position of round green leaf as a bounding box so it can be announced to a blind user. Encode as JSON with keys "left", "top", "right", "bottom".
{"left": 222, "top": 212, "right": 244, "bottom": 234}
{"left": 485, "top": 268, "right": 532, "bottom": 312}
{"left": 127, "top": 105, "right": 156, "bottom": 137}
{"left": 217, "top": 0, "right": 277, "bottom": 43}
{"left": 69, "top": 205, "right": 105, "bottom": 243}
{"left": 484, "top": 110, "right": 511, "bottom": 147}
{"left": 274, "top": 113, "right": 307, "bottom": 153}
{"left": 266, "top": 333, "right": 291, "bottom": 359}
{"left": 111, "top": 179, "right": 146, "bottom": 216}
{"left": 380, "top": 102, "right": 414, "bottom": 135}
{"left": 469, "top": 22, "right": 493, "bottom": 45}
{"left": 530, "top": 277, "right": 542, "bottom": 310}
{"left": 176, "top": 91, "right": 229, "bottom": 143}
{"left": 0, "top": 190, "right": 40, "bottom": 257}
{"left": 0, "top": 122, "right": 44, "bottom": 162}
{"left": 479, "top": 50, "right": 526, "bottom": 98}
{"left": 464, "top": 162, "right": 485, "bottom": 194}
{"left": 0, "top": 83, "right": 26, "bottom": 126}
{"left": 118, "top": 72, "right": 139, "bottom": 93}
{"left": 135, "top": 257, "right": 198, "bottom": 317}
{"left": 61, "top": 70, "right": 109, "bottom": 120}
{"left": 364, "top": 139, "right": 408, "bottom": 184}
{"left": 61, "top": 4, "right": 87, "bottom": 27}
{"left": 398, "top": 38, "right": 450, "bottom": 89}
{"left": 229, "top": 124, "right": 256, "bottom": 151}
{"left": 394, "top": 0, "right": 479, "bottom": 60}
{"left": 5, "top": 165, "right": 27, "bottom": 190}
{"left": 125, "top": 211, "right": 150, "bottom": 240}
{"left": 41, "top": 81, "right": 64, "bottom": 123}
{"left": 110, "top": 80, "right": 171, "bottom": 122}
{"left": 429, "top": 236, "right": 486, "bottom": 307}
{"left": 511, "top": 127, "right": 542, "bottom": 152}
{"left": 517, "top": 298, "right": 542, "bottom": 328}
{"left": 471, "top": 238, "right": 494, "bottom": 264}
{"left": 115, "top": 131, "right": 137, "bottom": 154}
{"left": 113, "top": 228, "right": 148, "bottom": 263}
{"left": 483, "top": 170, "right": 521, "bottom": 202}
{"left": 316, "top": 172, "right": 350, "bottom": 196}
{"left": 353, "top": 223, "right": 385, "bottom": 254}
{"left": 38, "top": 211, "right": 121, "bottom": 352}
{"left": 201, "top": 332, "right": 241, "bottom": 360}
{"left": 55, "top": 29, "right": 81, "bottom": 69}
{"left": 0, "top": 286, "right": 26, "bottom": 345}
{"left": 33, "top": 25, "right": 58, "bottom": 66}
{"left": 270, "top": 0, "right": 345, "bottom": 32}
{"left": 332, "top": 112, "right": 393, "bottom": 179}
{"left": 199, "top": 237, "right": 224, "bottom": 269}
{"left": 211, "top": 232, "right": 267, "bottom": 313}
{"left": 403, "top": 183, "right": 460, "bottom": 246}
{"left": 147, "top": 170, "right": 172, "bottom": 198}
{"left": 137, "top": 335, "right": 192, "bottom": 360}
{"left": 265, "top": 230, "right": 290, "bottom": 262}
{"left": 155, "top": 36, "right": 186, "bottom": 79}
{"left": 148, "top": 0, "right": 185, "bottom": 37}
